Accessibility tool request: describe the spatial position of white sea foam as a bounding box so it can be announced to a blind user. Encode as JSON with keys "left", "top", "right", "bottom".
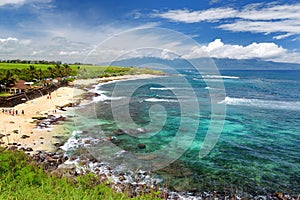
{"left": 93, "top": 93, "right": 125, "bottom": 102}
{"left": 150, "top": 87, "right": 175, "bottom": 91}
{"left": 203, "top": 75, "right": 239, "bottom": 79}
{"left": 144, "top": 98, "right": 178, "bottom": 102}
{"left": 205, "top": 86, "right": 221, "bottom": 90}
{"left": 219, "top": 97, "right": 300, "bottom": 110}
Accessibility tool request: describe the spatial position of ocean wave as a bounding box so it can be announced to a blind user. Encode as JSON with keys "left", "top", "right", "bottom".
{"left": 219, "top": 97, "right": 300, "bottom": 110}
{"left": 205, "top": 86, "right": 221, "bottom": 90}
{"left": 144, "top": 98, "right": 178, "bottom": 102}
{"left": 203, "top": 75, "right": 239, "bottom": 79}
{"left": 150, "top": 87, "right": 175, "bottom": 91}
{"left": 93, "top": 94, "right": 125, "bottom": 102}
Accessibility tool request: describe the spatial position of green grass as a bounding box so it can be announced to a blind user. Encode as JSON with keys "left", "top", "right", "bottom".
{"left": 0, "top": 148, "right": 163, "bottom": 200}
{"left": 0, "top": 63, "right": 57, "bottom": 70}
{"left": 0, "top": 63, "right": 164, "bottom": 79}
{"left": 0, "top": 92, "right": 11, "bottom": 97}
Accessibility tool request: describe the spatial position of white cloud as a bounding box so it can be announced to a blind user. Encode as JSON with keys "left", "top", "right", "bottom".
{"left": 273, "top": 33, "right": 293, "bottom": 40}
{"left": 183, "top": 39, "right": 300, "bottom": 63}
{"left": 1, "top": 29, "right": 300, "bottom": 64}
{"left": 0, "top": 0, "right": 25, "bottom": 7}
{"left": 0, "top": 37, "right": 18, "bottom": 43}
{"left": 218, "top": 19, "right": 300, "bottom": 35}
{"left": 153, "top": 8, "right": 237, "bottom": 23}
{"left": 0, "top": 0, "right": 52, "bottom": 7}
{"left": 153, "top": 3, "right": 300, "bottom": 38}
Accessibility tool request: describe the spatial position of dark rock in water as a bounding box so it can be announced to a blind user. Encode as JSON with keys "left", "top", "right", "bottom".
{"left": 0, "top": 134, "right": 5, "bottom": 139}
{"left": 114, "top": 129, "right": 125, "bottom": 135}
{"left": 119, "top": 175, "right": 126, "bottom": 181}
{"left": 82, "top": 130, "right": 89, "bottom": 135}
{"left": 138, "top": 143, "right": 146, "bottom": 149}
{"left": 275, "top": 192, "right": 287, "bottom": 200}
{"left": 12, "top": 142, "right": 17, "bottom": 145}
{"left": 70, "top": 155, "right": 77, "bottom": 161}
{"left": 84, "top": 140, "right": 91, "bottom": 144}
{"left": 111, "top": 139, "right": 121, "bottom": 145}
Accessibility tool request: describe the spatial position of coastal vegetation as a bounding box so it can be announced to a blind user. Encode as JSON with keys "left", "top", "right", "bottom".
{"left": 0, "top": 61, "right": 163, "bottom": 94}
{"left": 0, "top": 147, "right": 162, "bottom": 200}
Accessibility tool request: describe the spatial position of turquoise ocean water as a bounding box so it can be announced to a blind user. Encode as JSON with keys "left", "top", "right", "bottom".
{"left": 71, "top": 69, "right": 300, "bottom": 195}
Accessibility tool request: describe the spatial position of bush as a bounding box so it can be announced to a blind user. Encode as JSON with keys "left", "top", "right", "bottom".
{"left": 0, "top": 148, "right": 162, "bottom": 200}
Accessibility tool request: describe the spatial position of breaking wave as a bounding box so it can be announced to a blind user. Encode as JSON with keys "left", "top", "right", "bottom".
{"left": 203, "top": 75, "right": 239, "bottom": 79}
{"left": 219, "top": 97, "right": 300, "bottom": 110}
{"left": 144, "top": 98, "right": 178, "bottom": 102}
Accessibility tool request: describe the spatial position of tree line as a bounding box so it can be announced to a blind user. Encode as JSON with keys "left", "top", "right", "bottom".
{"left": 0, "top": 64, "right": 75, "bottom": 88}
{"left": 0, "top": 59, "right": 86, "bottom": 65}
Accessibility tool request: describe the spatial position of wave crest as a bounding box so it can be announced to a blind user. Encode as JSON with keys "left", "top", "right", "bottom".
{"left": 144, "top": 98, "right": 178, "bottom": 102}
{"left": 219, "top": 97, "right": 300, "bottom": 110}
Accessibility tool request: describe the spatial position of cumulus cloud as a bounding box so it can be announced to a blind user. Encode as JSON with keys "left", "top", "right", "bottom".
{"left": 200, "top": 39, "right": 286, "bottom": 59}
{"left": 153, "top": 3, "right": 300, "bottom": 38}
{"left": 0, "top": 37, "right": 32, "bottom": 56}
{"left": 0, "top": 37, "right": 18, "bottom": 43}
{"left": 182, "top": 39, "right": 300, "bottom": 63}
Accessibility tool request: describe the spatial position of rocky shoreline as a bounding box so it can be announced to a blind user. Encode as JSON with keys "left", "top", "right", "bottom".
{"left": 23, "top": 147, "right": 299, "bottom": 200}
{"left": 2, "top": 75, "right": 299, "bottom": 199}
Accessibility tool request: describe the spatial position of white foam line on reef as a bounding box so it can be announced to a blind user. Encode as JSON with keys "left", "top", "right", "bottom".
{"left": 219, "top": 96, "right": 300, "bottom": 110}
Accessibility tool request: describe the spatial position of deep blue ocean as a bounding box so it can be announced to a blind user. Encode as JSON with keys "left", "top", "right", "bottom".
{"left": 72, "top": 69, "right": 300, "bottom": 195}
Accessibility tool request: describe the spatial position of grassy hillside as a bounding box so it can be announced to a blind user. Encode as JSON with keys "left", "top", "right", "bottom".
{"left": 0, "top": 148, "right": 162, "bottom": 200}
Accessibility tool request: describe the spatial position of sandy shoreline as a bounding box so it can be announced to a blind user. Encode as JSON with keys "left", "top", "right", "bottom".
{"left": 0, "top": 87, "right": 84, "bottom": 152}
{"left": 0, "top": 74, "right": 163, "bottom": 152}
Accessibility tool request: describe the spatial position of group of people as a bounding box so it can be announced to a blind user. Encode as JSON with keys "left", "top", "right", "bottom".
{"left": 1, "top": 108, "right": 25, "bottom": 116}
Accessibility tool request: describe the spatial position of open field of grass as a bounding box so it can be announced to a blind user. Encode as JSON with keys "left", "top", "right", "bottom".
{"left": 0, "top": 63, "right": 164, "bottom": 79}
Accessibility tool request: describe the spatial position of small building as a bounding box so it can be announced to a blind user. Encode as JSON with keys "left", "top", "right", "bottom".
{"left": 6, "top": 80, "right": 31, "bottom": 94}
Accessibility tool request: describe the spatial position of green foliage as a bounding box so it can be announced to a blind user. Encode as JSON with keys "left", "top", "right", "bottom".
{"left": 78, "top": 65, "right": 164, "bottom": 79}
{"left": 0, "top": 64, "right": 73, "bottom": 84}
{"left": 0, "top": 63, "right": 164, "bottom": 83}
{"left": 0, "top": 148, "right": 162, "bottom": 200}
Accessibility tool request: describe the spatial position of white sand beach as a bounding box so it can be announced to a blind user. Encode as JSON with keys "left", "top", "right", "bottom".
{"left": 0, "top": 74, "right": 162, "bottom": 152}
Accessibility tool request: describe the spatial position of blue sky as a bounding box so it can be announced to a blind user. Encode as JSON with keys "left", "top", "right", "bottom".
{"left": 0, "top": 0, "right": 300, "bottom": 64}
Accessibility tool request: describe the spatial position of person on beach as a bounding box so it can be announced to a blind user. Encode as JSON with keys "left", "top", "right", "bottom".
{"left": 21, "top": 110, "right": 25, "bottom": 115}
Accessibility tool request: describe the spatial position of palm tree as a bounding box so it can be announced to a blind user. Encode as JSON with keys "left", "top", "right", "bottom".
{"left": 27, "top": 65, "right": 37, "bottom": 81}
{"left": 2, "top": 70, "right": 18, "bottom": 87}
{"left": 37, "top": 69, "right": 43, "bottom": 81}
{"left": 54, "top": 64, "right": 62, "bottom": 77}
{"left": 62, "top": 64, "right": 72, "bottom": 77}
{"left": 47, "top": 67, "right": 55, "bottom": 78}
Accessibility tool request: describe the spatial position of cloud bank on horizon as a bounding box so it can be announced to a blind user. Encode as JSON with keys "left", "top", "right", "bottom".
{"left": 0, "top": 0, "right": 300, "bottom": 64}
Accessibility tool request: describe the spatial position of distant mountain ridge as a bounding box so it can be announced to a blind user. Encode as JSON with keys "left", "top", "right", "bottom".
{"left": 101, "top": 57, "right": 300, "bottom": 70}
